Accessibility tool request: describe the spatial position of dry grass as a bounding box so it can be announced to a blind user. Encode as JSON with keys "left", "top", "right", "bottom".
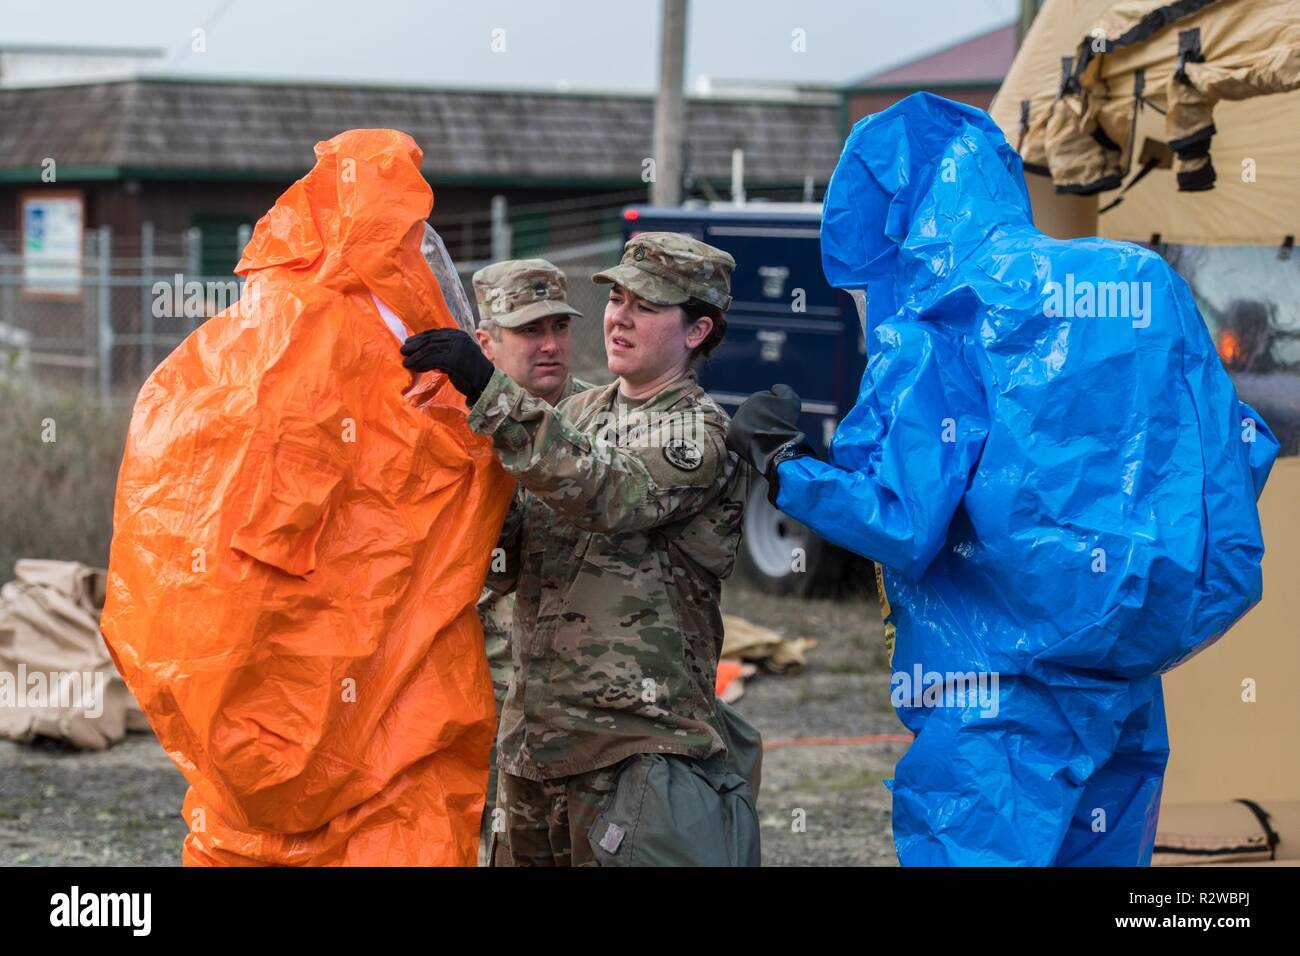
{"left": 0, "top": 382, "right": 132, "bottom": 579}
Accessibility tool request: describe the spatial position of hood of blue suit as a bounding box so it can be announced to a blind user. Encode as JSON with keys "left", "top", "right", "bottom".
{"left": 822, "top": 92, "right": 1034, "bottom": 330}
{"left": 774, "top": 93, "right": 1281, "bottom": 866}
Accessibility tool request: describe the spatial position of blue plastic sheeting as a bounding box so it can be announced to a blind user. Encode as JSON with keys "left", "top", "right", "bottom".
{"left": 776, "top": 93, "right": 1279, "bottom": 865}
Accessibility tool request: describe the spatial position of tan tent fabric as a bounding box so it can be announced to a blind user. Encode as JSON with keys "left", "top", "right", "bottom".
{"left": 1102, "top": 89, "right": 1300, "bottom": 243}
{"left": 992, "top": 2, "right": 1109, "bottom": 133}
{"left": 992, "top": 0, "right": 1133, "bottom": 174}
{"left": 993, "top": 0, "right": 1300, "bottom": 196}
{"left": 1159, "top": 459, "right": 1300, "bottom": 805}
{"left": 1080, "top": 0, "right": 1300, "bottom": 190}
{"left": 0, "top": 560, "right": 147, "bottom": 750}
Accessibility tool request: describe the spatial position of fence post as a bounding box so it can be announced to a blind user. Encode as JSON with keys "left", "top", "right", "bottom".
{"left": 1, "top": 239, "right": 14, "bottom": 350}
{"left": 82, "top": 231, "right": 95, "bottom": 392}
{"left": 141, "top": 222, "right": 155, "bottom": 377}
{"left": 97, "top": 225, "right": 112, "bottom": 399}
{"left": 236, "top": 223, "right": 252, "bottom": 310}
{"left": 184, "top": 227, "right": 202, "bottom": 334}
{"left": 491, "top": 195, "right": 511, "bottom": 261}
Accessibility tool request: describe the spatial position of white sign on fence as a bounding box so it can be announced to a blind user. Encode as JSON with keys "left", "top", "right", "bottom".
{"left": 21, "top": 192, "right": 84, "bottom": 297}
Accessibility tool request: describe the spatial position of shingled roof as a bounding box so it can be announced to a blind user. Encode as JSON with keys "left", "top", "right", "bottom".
{"left": 0, "top": 76, "right": 842, "bottom": 186}
{"left": 847, "top": 22, "right": 1018, "bottom": 90}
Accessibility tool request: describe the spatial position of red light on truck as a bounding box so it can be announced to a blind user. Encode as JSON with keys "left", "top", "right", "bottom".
{"left": 1217, "top": 328, "right": 1242, "bottom": 368}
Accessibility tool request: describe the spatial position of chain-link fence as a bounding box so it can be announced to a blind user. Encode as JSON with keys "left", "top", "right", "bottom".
{"left": 0, "top": 225, "right": 222, "bottom": 400}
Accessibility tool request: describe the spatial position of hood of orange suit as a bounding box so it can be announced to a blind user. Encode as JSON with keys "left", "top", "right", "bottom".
{"left": 236, "top": 128, "right": 452, "bottom": 333}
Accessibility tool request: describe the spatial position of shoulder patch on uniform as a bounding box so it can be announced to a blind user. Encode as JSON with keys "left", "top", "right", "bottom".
{"left": 663, "top": 437, "right": 703, "bottom": 471}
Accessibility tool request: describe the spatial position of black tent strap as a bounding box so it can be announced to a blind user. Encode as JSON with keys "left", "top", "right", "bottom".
{"left": 1071, "top": 0, "right": 1218, "bottom": 82}
{"left": 1234, "top": 798, "right": 1280, "bottom": 860}
{"left": 1099, "top": 158, "right": 1162, "bottom": 214}
{"left": 1142, "top": 96, "right": 1168, "bottom": 116}
{"left": 1178, "top": 159, "right": 1217, "bottom": 191}
{"left": 1152, "top": 798, "right": 1280, "bottom": 859}
{"left": 1099, "top": 68, "right": 1158, "bottom": 215}
{"left": 1175, "top": 27, "right": 1206, "bottom": 85}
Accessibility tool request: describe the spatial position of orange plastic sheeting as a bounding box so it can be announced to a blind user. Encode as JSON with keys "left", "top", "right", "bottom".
{"left": 715, "top": 660, "right": 743, "bottom": 698}
{"left": 100, "top": 129, "right": 514, "bottom": 866}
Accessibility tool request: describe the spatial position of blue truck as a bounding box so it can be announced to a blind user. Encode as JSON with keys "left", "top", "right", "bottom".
{"left": 622, "top": 202, "right": 867, "bottom": 594}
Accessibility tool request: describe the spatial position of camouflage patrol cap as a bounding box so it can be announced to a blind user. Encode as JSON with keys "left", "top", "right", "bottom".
{"left": 593, "top": 232, "right": 734, "bottom": 311}
{"left": 472, "top": 258, "right": 583, "bottom": 329}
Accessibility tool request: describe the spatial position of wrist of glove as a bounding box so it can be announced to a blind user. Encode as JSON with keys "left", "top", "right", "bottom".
{"left": 400, "top": 328, "right": 495, "bottom": 406}
{"left": 725, "top": 384, "right": 816, "bottom": 506}
{"left": 761, "top": 435, "right": 814, "bottom": 506}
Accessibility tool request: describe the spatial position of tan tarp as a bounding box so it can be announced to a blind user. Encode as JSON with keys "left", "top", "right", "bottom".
{"left": 992, "top": 0, "right": 1300, "bottom": 200}
{"left": 0, "top": 560, "right": 148, "bottom": 750}
{"left": 721, "top": 614, "right": 816, "bottom": 673}
{"left": 717, "top": 615, "right": 817, "bottom": 704}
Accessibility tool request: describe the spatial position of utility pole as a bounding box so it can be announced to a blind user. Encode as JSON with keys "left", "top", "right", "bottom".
{"left": 1018, "top": 0, "right": 1040, "bottom": 45}
{"left": 652, "top": 0, "right": 687, "bottom": 206}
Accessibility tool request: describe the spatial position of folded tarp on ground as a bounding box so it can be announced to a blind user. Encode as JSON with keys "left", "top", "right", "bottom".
{"left": 720, "top": 614, "right": 816, "bottom": 673}
{"left": 0, "top": 560, "right": 148, "bottom": 750}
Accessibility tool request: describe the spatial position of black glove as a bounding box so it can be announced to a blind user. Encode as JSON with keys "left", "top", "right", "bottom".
{"left": 400, "top": 328, "right": 495, "bottom": 406}
{"left": 726, "top": 384, "right": 815, "bottom": 506}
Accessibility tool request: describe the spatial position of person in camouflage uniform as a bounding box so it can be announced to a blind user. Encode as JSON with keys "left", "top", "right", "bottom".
{"left": 467, "top": 258, "right": 593, "bottom": 857}
{"left": 401, "top": 233, "right": 751, "bottom": 866}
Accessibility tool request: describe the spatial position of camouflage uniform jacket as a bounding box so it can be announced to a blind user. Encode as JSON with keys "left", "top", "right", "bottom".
{"left": 468, "top": 366, "right": 746, "bottom": 781}
{"left": 476, "top": 373, "right": 592, "bottom": 712}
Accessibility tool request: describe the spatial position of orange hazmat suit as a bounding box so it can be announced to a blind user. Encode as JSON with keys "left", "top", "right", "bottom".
{"left": 101, "top": 129, "right": 512, "bottom": 865}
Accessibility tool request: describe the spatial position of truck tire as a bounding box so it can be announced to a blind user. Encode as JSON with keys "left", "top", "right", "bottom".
{"left": 735, "top": 476, "right": 828, "bottom": 596}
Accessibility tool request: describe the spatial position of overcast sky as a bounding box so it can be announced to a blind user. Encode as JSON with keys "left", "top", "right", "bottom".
{"left": 0, "top": 0, "right": 1018, "bottom": 92}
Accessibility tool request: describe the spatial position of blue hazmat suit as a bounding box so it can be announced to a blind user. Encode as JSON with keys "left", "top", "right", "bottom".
{"left": 774, "top": 93, "right": 1279, "bottom": 866}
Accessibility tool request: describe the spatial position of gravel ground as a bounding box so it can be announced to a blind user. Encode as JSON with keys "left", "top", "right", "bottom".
{"left": 721, "top": 583, "right": 903, "bottom": 866}
{"left": 0, "top": 734, "right": 188, "bottom": 866}
{"left": 0, "top": 583, "right": 904, "bottom": 866}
